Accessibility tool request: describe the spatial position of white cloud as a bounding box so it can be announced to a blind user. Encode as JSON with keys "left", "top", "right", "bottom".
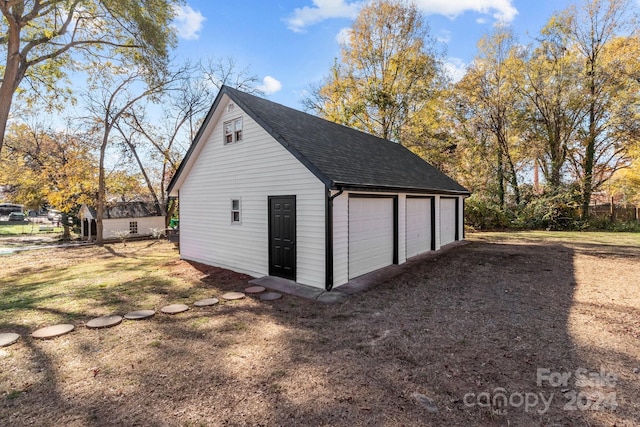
{"left": 444, "top": 57, "right": 467, "bottom": 83}
{"left": 285, "top": 0, "right": 361, "bottom": 33}
{"left": 437, "top": 30, "right": 452, "bottom": 43}
{"left": 258, "top": 76, "right": 282, "bottom": 94}
{"left": 413, "top": 0, "right": 518, "bottom": 23}
{"left": 284, "top": 0, "right": 517, "bottom": 32}
{"left": 173, "top": 5, "right": 206, "bottom": 40}
{"left": 476, "top": 17, "right": 488, "bottom": 24}
{"left": 335, "top": 27, "right": 352, "bottom": 45}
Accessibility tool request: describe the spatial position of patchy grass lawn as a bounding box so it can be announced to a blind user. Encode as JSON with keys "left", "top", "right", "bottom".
{"left": 0, "top": 233, "right": 639, "bottom": 426}
{"left": 0, "top": 223, "right": 64, "bottom": 236}
{"left": 1, "top": 223, "right": 42, "bottom": 236}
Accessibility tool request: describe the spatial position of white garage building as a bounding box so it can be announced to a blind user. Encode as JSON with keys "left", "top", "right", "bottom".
{"left": 167, "top": 86, "right": 470, "bottom": 291}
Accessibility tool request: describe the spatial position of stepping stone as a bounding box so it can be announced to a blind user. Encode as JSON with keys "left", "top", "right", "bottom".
{"left": 160, "top": 304, "right": 189, "bottom": 314}
{"left": 86, "top": 315, "right": 123, "bottom": 329}
{"left": 194, "top": 298, "right": 219, "bottom": 307}
{"left": 412, "top": 393, "right": 438, "bottom": 413}
{"left": 221, "top": 292, "right": 245, "bottom": 301}
{"left": 124, "top": 310, "right": 155, "bottom": 320}
{"left": 32, "top": 324, "right": 74, "bottom": 339}
{"left": 245, "top": 285, "right": 266, "bottom": 294}
{"left": 0, "top": 333, "right": 20, "bottom": 347}
{"left": 259, "top": 292, "right": 282, "bottom": 301}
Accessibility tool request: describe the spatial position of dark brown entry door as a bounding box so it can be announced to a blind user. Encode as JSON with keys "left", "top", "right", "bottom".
{"left": 269, "top": 196, "right": 296, "bottom": 280}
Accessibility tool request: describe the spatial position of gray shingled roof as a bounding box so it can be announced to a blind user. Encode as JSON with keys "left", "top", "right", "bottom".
{"left": 169, "top": 86, "right": 469, "bottom": 195}
{"left": 83, "top": 202, "right": 161, "bottom": 219}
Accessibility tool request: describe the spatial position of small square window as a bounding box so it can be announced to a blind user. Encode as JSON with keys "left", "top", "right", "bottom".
{"left": 231, "top": 199, "right": 241, "bottom": 223}
{"left": 129, "top": 221, "right": 138, "bottom": 234}
{"left": 224, "top": 117, "right": 243, "bottom": 144}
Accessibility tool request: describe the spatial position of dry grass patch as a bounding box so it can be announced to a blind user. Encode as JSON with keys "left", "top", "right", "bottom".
{"left": 1, "top": 234, "right": 639, "bottom": 426}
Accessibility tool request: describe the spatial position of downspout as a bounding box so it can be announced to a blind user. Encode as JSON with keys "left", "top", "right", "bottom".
{"left": 325, "top": 187, "right": 344, "bottom": 291}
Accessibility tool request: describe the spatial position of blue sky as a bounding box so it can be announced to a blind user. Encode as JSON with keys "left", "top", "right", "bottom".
{"left": 174, "top": 0, "right": 574, "bottom": 109}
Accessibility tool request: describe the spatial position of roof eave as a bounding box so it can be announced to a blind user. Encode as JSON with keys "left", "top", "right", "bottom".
{"left": 332, "top": 182, "right": 471, "bottom": 196}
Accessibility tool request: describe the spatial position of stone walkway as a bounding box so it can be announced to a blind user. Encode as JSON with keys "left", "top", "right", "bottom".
{"left": 0, "top": 286, "right": 282, "bottom": 347}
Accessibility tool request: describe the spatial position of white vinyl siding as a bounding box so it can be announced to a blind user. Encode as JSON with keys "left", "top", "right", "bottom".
{"left": 440, "top": 197, "right": 457, "bottom": 246}
{"left": 406, "top": 197, "right": 432, "bottom": 258}
{"left": 179, "top": 97, "right": 326, "bottom": 288}
{"left": 348, "top": 197, "right": 394, "bottom": 279}
{"left": 103, "top": 216, "right": 166, "bottom": 240}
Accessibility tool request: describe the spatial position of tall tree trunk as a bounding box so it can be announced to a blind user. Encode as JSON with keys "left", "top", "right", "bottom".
{"left": 96, "top": 134, "right": 108, "bottom": 246}
{"left": 549, "top": 133, "right": 563, "bottom": 192}
{"left": 581, "top": 61, "right": 597, "bottom": 220}
{"left": 497, "top": 148, "right": 505, "bottom": 208}
{"left": 61, "top": 214, "right": 71, "bottom": 241}
{"left": 505, "top": 153, "right": 520, "bottom": 205}
{"left": 497, "top": 129, "right": 520, "bottom": 206}
{"left": 0, "top": 10, "right": 23, "bottom": 157}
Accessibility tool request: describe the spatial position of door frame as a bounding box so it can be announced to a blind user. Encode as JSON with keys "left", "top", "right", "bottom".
{"left": 268, "top": 195, "right": 297, "bottom": 280}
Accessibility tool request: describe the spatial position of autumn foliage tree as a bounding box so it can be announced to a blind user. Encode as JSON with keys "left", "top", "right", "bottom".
{"left": 0, "top": 123, "right": 98, "bottom": 238}
{"left": 451, "top": 26, "right": 523, "bottom": 207}
{"left": 305, "top": 0, "right": 444, "bottom": 146}
{"left": 559, "top": 0, "right": 638, "bottom": 218}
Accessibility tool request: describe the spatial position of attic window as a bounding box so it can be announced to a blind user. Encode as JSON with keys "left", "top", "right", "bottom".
{"left": 227, "top": 103, "right": 235, "bottom": 112}
{"left": 231, "top": 199, "right": 241, "bottom": 224}
{"left": 224, "top": 117, "right": 243, "bottom": 144}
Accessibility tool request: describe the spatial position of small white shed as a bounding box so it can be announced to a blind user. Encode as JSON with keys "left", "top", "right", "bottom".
{"left": 168, "top": 86, "right": 470, "bottom": 291}
{"left": 79, "top": 202, "right": 165, "bottom": 241}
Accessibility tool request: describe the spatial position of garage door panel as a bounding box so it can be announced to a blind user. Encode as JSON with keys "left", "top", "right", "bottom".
{"left": 349, "top": 198, "right": 394, "bottom": 279}
{"left": 406, "top": 198, "right": 431, "bottom": 258}
{"left": 440, "top": 198, "right": 457, "bottom": 246}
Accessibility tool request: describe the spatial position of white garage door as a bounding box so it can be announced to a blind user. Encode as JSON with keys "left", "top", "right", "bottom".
{"left": 349, "top": 197, "right": 394, "bottom": 279}
{"left": 406, "top": 198, "right": 432, "bottom": 258}
{"left": 440, "top": 198, "right": 457, "bottom": 246}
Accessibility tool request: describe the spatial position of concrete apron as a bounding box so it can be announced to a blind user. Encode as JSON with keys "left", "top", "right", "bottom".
{"left": 249, "top": 240, "right": 469, "bottom": 303}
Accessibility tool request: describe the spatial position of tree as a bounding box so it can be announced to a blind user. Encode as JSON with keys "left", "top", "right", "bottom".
{"left": 83, "top": 63, "right": 183, "bottom": 245}
{"left": 0, "top": 122, "right": 98, "bottom": 238}
{"left": 0, "top": 0, "right": 179, "bottom": 156}
{"left": 558, "top": 0, "right": 637, "bottom": 218}
{"left": 514, "top": 19, "right": 586, "bottom": 192}
{"left": 113, "top": 58, "right": 264, "bottom": 227}
{"left": 451, "top": 26, "right": 523, "bottom": 207}
{"left": 304, "top": 0, "right": 444, "bottom": 144}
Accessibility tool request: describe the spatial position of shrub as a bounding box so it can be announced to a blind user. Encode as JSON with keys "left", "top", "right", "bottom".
{"left": 465, "top": 195, "right": 513, "bottom": 230}
{"left": 514, "top": 192, "right": 581, "bottom": 230}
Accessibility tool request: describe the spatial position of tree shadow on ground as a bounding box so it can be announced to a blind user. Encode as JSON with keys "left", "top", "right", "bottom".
{"left": 1, "top": 239, "right": 638, "bottom": 426}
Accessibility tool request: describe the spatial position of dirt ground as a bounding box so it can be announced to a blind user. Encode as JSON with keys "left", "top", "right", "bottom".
{"left": 1, "top": 234, "right": 639, "bottom": 426}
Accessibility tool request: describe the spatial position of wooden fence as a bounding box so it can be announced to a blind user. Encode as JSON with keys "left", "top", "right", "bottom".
{"left": 590, "top": 205, "right": 640, "bottom": 222}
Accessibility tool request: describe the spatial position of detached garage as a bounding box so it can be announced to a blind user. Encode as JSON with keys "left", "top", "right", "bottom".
{"left": 168, "top": 86, "right": 470, "bottom": 291}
